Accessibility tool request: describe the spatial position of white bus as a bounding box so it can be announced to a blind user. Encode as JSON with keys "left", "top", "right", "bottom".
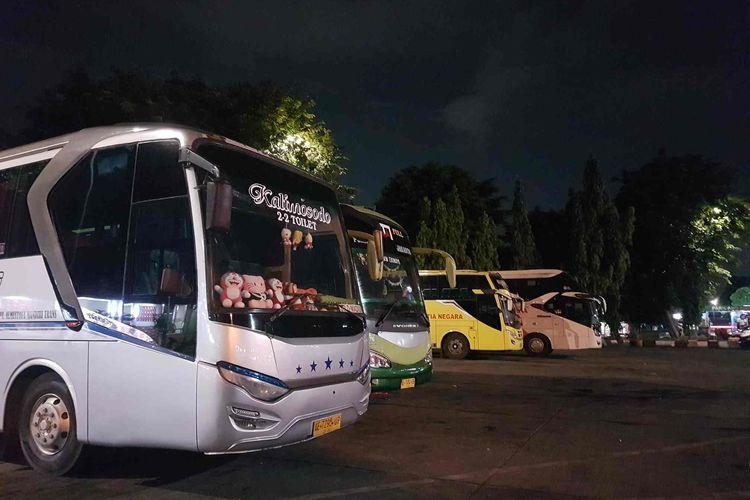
{"left": 492, "top": 270, "right": 603, "bottom": 356}
{"left": 0, "top": 125, "right": 370, "bottom": 474}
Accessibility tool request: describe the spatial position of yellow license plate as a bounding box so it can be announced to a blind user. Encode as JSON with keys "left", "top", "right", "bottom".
{"left": 312, "top": 414, "right": 341, "bottom": 437}
{"left": 400, "top": 377, "right": 416, "bottom": 389}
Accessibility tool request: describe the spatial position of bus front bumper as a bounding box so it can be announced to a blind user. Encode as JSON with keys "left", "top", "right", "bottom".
{"left": 197, "top": 362, "right": 370, "bottom": 454}
{"left": 371, "top": 360, "right": 432, "bottom": 391}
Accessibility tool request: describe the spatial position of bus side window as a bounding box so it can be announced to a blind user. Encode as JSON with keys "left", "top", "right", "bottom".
{"left": 419, "top": 275, "right": 437, "bottom": 299}
{"left": 123, "top": 141, "right": 197, "bottom": 357}
{"left": 50, "top": 146, "right": 136, "bottom": 299}
{"left": 8, "top": 161, "right": 47, "bottom": 257}
{"left": 0, "top": 168, "right": 19, "bottom": 257}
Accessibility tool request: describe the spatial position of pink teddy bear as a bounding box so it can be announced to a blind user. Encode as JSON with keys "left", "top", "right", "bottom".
{"left": 214, "top": 272, "right": 245, "bottom": 308}
{"left": 266, "top": 278, "right": 285, "bottom": 309}
{"left": 242, "top": 275, "right": 273, "bottom": 308}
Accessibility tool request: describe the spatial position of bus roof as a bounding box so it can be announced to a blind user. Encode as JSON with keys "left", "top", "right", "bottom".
{"left": 492, "top": 269, "right": 565, "bottom": 279}
{"left": 340, "top": 205, "right": 406, "bottom": 233}
{"left": 0, "top": 124, "right": 325, "bottom": 186}
{"left": 419, "top": 269, "right": 488, "bottom": 276}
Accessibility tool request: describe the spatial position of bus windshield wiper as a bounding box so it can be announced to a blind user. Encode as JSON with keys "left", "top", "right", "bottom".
{"left": 375, "top": 297, "right": 404, "bottom": 328}
{"left": 267, "top": 300, "right": 294, "bottom": 324}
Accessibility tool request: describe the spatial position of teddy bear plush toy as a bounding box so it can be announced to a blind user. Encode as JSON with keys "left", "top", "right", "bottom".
{"left": 242, "top": 275, "right": 273, "bottom": 308}
{"left": 214, "top": 272, "right": 245, "bottom": 308}
{"left": 292, "top": 230, "right": 304, "bottom": 250}
{"left": 283, "top": 282, "right": 318, "bottom": 310}
{"left": 266, "top": 278, "right": 285, "bottom": 309}
{"left": 281, "top": 228, "right": 292, "bottom": 246}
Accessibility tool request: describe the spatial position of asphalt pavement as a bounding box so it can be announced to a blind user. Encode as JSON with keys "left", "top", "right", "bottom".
{"left": 1, "top": 346, "right": 749, "bottom": 499}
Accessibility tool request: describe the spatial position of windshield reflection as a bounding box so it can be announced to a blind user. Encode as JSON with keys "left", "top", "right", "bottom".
{"left": 351, "top": 247, "right": 426, "bottom": 326}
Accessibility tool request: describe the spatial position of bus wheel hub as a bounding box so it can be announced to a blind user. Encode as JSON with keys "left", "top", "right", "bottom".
{"left": 529, "top": 338, "right": 544, "bottom": 352}
{"left": 29, "top": 394, "right": 70, "bottom": 455}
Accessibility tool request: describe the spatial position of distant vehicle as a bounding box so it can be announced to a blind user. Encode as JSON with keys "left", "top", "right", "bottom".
{"left": 492, "top": 270, "right": 603, "bottom": 356}
{"left": 0, "top": 125, "right": 370, "bottom": 474}
{"left": 707, "top": 311, "right": 733, "bottom": 339}
{"left": 418, "top": 270, "right": 524, "bottom": 359}
{"left": 341, "top": 205, "right": 435, "bottom": 391}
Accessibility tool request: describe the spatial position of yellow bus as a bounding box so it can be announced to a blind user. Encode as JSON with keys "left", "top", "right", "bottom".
{"left": 418, "top": 270, "right": 523, "bottom": 359}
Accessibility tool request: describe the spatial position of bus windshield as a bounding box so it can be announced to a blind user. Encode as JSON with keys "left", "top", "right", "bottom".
{"left": 351, "top": 245, "right": 427, "bottom": 328}
{"left": 197, "top": 144, "right": 358, "bottom": 315}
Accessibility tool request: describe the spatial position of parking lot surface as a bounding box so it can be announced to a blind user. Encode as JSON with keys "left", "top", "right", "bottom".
{"left": 1, "top": 347, "right": 749, "bottom": 499}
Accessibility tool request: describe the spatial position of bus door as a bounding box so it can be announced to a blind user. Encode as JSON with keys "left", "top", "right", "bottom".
{"left": 545, "top": 295, "right": 591, "bottom": 348}
{"left": 452, "top": 275, "right": 503, "bottom": 350}
{"left": 48, "top": 142, "right": 199, "bottom": 450}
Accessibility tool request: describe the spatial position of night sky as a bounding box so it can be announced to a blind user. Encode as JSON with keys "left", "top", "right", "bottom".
{"left": 2, "top": 0, "right": 748, "bottom": 209}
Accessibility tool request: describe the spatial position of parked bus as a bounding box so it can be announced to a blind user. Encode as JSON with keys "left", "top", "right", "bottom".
{"left": 341, "top": 205, "right": 434, "bottom": 390}
{"left": 419, "top": 270, "right": 523, "bottom": 359}
{"left": 493, "top": 270, "right": 603, "bottom": 356}
{"left": 0, "top": 125, "right": 371, "bottom": 474}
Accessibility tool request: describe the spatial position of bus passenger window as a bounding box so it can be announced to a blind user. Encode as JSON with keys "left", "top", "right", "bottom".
{"left": 49, "top": 146, "right": 136, "bottom": 299}
{"left": 0, "top": 168, "right": 19, "bottom": 257}
{"left": 8, "top": 161, "right": 46, "bottom": 257}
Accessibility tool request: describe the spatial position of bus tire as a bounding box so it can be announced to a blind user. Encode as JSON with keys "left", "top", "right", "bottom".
{"left": 442, "top": 333, "right": 470, "bottom": 359}
{"left": 524, "top": 333, "right": 551, "bottom": 357}
{"left": 18, "top": 373, "right": 82, "bottom": 475}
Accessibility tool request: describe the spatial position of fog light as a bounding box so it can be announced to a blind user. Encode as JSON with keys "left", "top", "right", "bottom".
{"left": 228, "top": 406, "right": 279, "bottom": 430}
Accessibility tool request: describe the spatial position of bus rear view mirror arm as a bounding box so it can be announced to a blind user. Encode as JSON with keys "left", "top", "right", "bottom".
{"left": 348, "top": 230, "right": 384, "bottom": 281}
{"left": 412, "top": 247, "right": 457, "bottom": 288}
{"left": 178, "top": 148, "right": 221, "bottom": 178}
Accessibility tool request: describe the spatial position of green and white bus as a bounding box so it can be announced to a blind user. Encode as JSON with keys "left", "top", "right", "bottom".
{"left": 341, "top": 205, "right": 433, "bottom": 391}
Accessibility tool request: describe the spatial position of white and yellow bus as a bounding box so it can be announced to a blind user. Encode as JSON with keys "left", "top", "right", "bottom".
{"left": 418, "top": 270, "right": 523, "bottom": 359}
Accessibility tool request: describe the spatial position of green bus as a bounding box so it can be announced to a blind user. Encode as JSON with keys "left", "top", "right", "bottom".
{"left": 341, "top": 205, "right": 432, "bottom": 391}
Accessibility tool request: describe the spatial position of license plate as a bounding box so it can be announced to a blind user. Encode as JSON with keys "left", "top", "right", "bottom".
{"left": 312, "top": 414, "right": 341, "bottom": 437}
{"left": 400, "top": 377, "right": 416, "bottom": 389}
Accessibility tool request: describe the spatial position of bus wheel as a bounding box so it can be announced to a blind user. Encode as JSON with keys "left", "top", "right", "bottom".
{"left": 525, "top": 334, "right": 551, "bottom": 357}
{"left": 18, "top": 373, "right": 82, "bottom": 475}
{"left": 442, "top": 333, "right": 469, "bottom": 359}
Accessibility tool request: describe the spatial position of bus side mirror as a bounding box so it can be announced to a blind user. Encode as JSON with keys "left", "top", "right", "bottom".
{"left": 373, "top": 229, "right": 384, "bottom": 262}
{"left": 367, "top": 240, "right": 382, "bottom": 281}
{"left": 348, "top": 230, "right": 384, "bottom": 281}
{"left": 206, "top": 180, "right": 232, "bottom": 232}
{"left": 412, "top": 247, "right": 457, "bottom": 288}
{"left": 445, "top": 258, "right": 457, "bottom": 289}
{"left": 160, "top": 267, "right": 182, "bottom": 296}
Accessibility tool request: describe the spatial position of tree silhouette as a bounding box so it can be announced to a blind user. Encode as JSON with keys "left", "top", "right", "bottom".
{"left": 471, "top": 212, "right": 500, "bottom": 270}
{"left": 16, "top": 70, "right": 353, "bottom": 196}
{"left": 509, "top": 180, "right": 539, "bottom": 269}
{"left": 617, "top": 153, "right": 749, "bottom": 332}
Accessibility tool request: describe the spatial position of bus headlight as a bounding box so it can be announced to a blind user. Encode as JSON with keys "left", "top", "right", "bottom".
{"left": 217, "top": 361, "right": 289, "bottom": 402}
{"left": 356, "top": 363, "right": 370, "bottom": 385}
{"left": 369, "top": 351, "right": 391, "bottom": 369}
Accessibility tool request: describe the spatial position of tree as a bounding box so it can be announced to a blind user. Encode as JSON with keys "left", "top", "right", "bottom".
{"left": 16, "top": 70, "right": 353, "bottom": 196}
{"left": 566, "top": 157, "right": 634, "bottom": 333}
{"left": 443, "top": 188, "right": 472, "bottom": 269}
{"left": 414, "top": 189, "right": 472, "bottom": 269}
{"left": 376, "top": 163, "right": 503, "bottom": 239}
{"left": 415, "top": 198, "right": 440, "bottom": 269}
{"left": 730, "top": 287, "right": 750, "bottom": 307}
{"left": 617, "top": 154, "right": 750, "bottom": 333}
{"left": 471, "top": 212, "right": 499, "bottom": 270}
{"left": 509, "top": 180, "right": 539, "bottom": 269}
{"left": 528, "top": 208, "right": 566, "bottom": 268}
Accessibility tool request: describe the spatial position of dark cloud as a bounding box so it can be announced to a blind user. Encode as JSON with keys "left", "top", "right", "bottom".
{"left": 1, "top": 0, "right": 748, "bottom": 207}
